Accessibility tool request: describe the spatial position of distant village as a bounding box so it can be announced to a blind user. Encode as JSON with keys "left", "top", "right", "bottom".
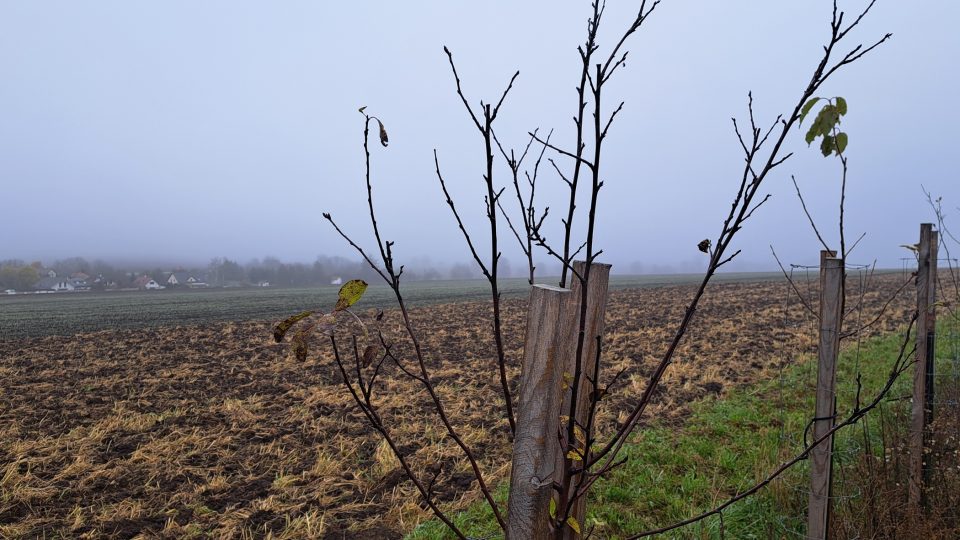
{"left": 6, "top": 267, "right": 272, "bottom": 295}
{"left": 0, "top": 256, "right": 393, "bottom": 295}
{"left": 0, "top": 255, "right": 500, "bottom": 295}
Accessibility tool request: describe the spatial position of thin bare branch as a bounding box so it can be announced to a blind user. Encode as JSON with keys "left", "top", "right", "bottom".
{"left": 443, "top": 46, "right": 483, "bottom": 131}
{"left": 531, "top": 131, "right": 595, "bottom": 170}
{"left": 791, "top": 175, "right": 832, "bottom": 252}
{"left": 841, "top": 271, "right": 914, "bottom": 339}
{"left": 323, "top": 213, "right": 390, "bottom": 285}
{"left": 600, "top": 101, "right": 625, "bottom": 141}
{"left": 330, "top": 335, "right": 469, "bottom": 539}
{"left": 770, "top": 245, "right": 819, "bottom": 318}
{"left": 822, "top": 33, "right": 892, "bottom": 82}
{"left": 844, "top": 231, "right": 867, "bottom": 259}
{"left": 433, "top": 150, "right": 492, "bottom": 279}
{"left": 548, "top": 158, "right": 572, "bottom": 187}
{"left": 496, "top": 195, "right": 527, "bottom": 255}
{"left": 491, "top": 70, "right": 521, "bottom": 121}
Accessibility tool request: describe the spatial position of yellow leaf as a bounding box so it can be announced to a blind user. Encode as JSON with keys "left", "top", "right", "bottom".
{"left": 566, "top": 516, "right": 581, "bottom": 535}
{"left": 549, "top": 498, "right": 556, "bottom": 518}
{"left": 562, "top": 371, "right": 573, "bottom": 390}
{"left": 334, "top": 280, "right": 368, "bottom": 312}
{"left": 566, "top": 449, "right": 583, "bottom": 461}
{"left": 574, "top": 425, "right": 586, "bottom": 445}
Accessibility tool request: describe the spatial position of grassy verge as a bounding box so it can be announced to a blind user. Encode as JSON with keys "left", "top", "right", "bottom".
{"left": 407, "top": 321, "right": 941, "bottom": 539}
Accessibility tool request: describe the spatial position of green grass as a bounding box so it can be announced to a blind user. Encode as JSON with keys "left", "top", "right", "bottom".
{"left": 408, "top": 320, "right": 940, "bottom": 539}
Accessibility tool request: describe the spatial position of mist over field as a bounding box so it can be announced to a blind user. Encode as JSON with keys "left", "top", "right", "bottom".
{"left": 1, "top": 2, "right": 958, "bottom": 273}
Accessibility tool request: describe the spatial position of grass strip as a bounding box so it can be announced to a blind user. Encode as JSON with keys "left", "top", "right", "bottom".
{"left": 407, "top": 322, "right": 936, "bottom": 539}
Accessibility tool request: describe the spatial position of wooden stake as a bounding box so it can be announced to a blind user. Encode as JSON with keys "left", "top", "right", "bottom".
{"left": 808, "top": 250, "right": 842, "bottom": 540}
{"left": 557, "top": 261, "right": 611, "bottom": 538}
{"left": 507, "top": 261, "right": 611, "bottom": 539}
{"left": 507, "top": 284, "right": 573, "bottom": 539}
{"left": 909, "top": 223, "right": 938, "bottom": 509}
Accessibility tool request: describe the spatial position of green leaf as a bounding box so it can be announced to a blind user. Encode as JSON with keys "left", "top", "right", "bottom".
{"left": 805, "top": 124, "right": 818, "bottom": 145}
{"left": 566, "top": 516, "right": 582, "bottom": 535}
{"left": 812, "top": 104, "right": 839, "bottom": 138}
{"left": 358, "top": 106, "right": 367, "bottom": 114}
{"left": 334, "top": 280, "right": 369, "bottom": 312}
{"left": 820, "top": 134, "right": 835, "bottom": 157}
{"left": 799, "top": 97, "right": 820, "bottom": 125}
{"left": 567, "top": 449, "right": 583, "bottom": 461}
{"left": 825, "top": 106, "right": 840, "bottom": 131}
{"left": 835, "top": 96, "right": 847, "bottom": 116}
{"left": 273, "top": 311, "right": 314, "bottom": 342}
{"left": 549, "top": 498, "right": 557, "bottom": 518}
{"left": 835, "top": 132, "right": 848, "bottom": 154}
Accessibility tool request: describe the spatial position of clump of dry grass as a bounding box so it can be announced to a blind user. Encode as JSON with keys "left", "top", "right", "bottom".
{"left": 826, "top": 362, "right": 960, "bottom": 539}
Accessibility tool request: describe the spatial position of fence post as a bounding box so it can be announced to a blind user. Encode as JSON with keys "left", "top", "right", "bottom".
{"left": 909, "top": 223, "right": 939, "bottom": 509}
{"left": 507, "top": 262, "right": 610, "bottom": 539}
{"left": 557, "top": 261, "right": 611, "bottom": 538}
{"left": 508, "top": 284, "right": 573, "bottom": 539}
{"left": 808, "top": 250, "right": 842, "bottom": 540}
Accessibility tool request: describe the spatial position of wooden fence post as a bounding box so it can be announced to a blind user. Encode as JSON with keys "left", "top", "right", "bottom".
{"left": 508, "top": 284, "right": 573, "bottom": 539}
{"left": 909, "top": 223, "right": 939, "bottom": 509}
{"left": 808, "top": 250, "right": 842, "bottom": 540}
{"left": 507, "top": 262, "right": 610, "bottom": 539}
{"left": 558, "top": 261, "right": 611, "bottom": 539}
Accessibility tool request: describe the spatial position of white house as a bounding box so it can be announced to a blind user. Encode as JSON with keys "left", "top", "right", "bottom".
{"left": 167, "top": 271, "right": 207, "bottom": 288}
{"left": 33, "top": 277, "right": 74, "bottom": 292}
{"left": 52, "top": 280, "right": 75, "bottom": 292}
{"left": 133, "top": 276, "right": 165, "bottom": 290}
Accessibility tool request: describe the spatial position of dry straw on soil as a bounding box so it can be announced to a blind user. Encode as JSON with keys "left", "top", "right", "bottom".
{"left": 0, "top": 275, "right": 912, "bottom": 538}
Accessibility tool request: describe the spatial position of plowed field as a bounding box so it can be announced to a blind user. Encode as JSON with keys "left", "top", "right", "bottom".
{"left": 0, "top": 274, "right": 914, "bottom": 538}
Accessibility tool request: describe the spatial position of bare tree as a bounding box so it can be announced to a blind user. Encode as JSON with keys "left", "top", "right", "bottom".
{"left": 271, "top": 1, "right": 905, "bottom": 538}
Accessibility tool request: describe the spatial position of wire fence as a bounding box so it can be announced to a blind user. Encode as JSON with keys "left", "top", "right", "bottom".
{"left": 764, "top": 256, "right": 960, "bottom": 538}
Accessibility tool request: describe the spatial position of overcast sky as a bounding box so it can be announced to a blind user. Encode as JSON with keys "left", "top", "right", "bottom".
{"left": 1, "top": 1, "right": 957, "bottom": 273}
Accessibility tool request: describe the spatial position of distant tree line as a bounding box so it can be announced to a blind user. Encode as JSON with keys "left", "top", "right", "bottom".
{"left": 0, "top": 261, "right": 40, "bottom": 291}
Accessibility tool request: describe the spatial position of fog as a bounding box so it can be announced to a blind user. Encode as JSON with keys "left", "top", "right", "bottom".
{"left": 1, "top": 1, "right": 958, "bottom": 274}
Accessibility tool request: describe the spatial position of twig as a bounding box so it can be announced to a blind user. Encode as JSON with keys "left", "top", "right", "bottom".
{"left": 791, "top": 175, "right": 832, "bottom": 252}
